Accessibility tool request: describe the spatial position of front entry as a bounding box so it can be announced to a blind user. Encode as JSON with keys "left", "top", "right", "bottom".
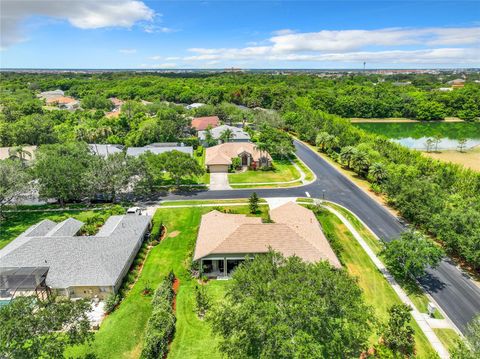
{"left": 241, "top": 154, "right": 248, "bottom": 166}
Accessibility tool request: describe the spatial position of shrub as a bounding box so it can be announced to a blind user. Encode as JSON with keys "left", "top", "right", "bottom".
{"left": 141, "top": 272, "right": 176, "bottom": 359}
{"left": 104, "top": 293, "right": 120, "bottom": 314}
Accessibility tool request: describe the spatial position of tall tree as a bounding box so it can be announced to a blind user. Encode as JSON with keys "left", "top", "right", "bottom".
{"left": 249, "top": 192, "right": 259, "bottom": 214}
{"left": 381, "top": 231, "right": 444, "bottom": 280}
{"left": 0, "top": 159, "right": 31, "bottom": 219}
{"left": 380, "top": 304, "right": 415, "bottom": 357}
{"left": 209, "top": 251, "right": 373, "bottom": 358}
{"left": 0, "top": 296, "right": 92, "bottom": 359}
{"left": 33, "top": 142, "right": 94, "bottom": 206}
{"left": 219, "top": 128, "right": 235, "bottom": 143}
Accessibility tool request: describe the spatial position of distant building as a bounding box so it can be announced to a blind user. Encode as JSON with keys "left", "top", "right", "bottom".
{"left": 126, "top": 143, "right": 193, "bottom": 157}
{"left": 205, "top": 142, "right": 271, "bottom": 173}
{"left": 437, "top": 87, "right": 453, "bottom": 92}
{"left": 0, "top": 146, "right": 37, "bottom": 161}
{"left": 38, "top": 89, "right": 64, "bottom": 99}
{"left": 194, "top": 202, "right": 341, "bottom": 278}
{"left": 448, "top": 79, "right": 466, "bottom": 89}
{"left": 109, "top": 97, "right": 125, "bottom": 108}
{"left": 186, "top": 103, "right": 205, "bottom": 110}
{"left": 191, "top": 116, "right": 220, "bottom": 131}
{"left": 45, "top": 96, "right": 79, "bottom": 110}
{"left": 0, "top": 214, "right": 151, "bottom": 299}
{"left": 198, "top": 125, "right": 250, "bottom": 145}
{"left": 88, "top": 144, "right": 124, "bottom": 157}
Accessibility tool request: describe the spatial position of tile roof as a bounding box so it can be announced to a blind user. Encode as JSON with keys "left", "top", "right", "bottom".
{"left": 191, "top": 116, "right": 220, "bottom": 131}
{"left": 205, "top": 142, "right": 271, "bottom": 166}
{"left": 0, "top": 215, "right": 151, "bottom": 289}
{"left": 198, "top": 125, "right": 250, "bottom": 141}
{"left": 194, "top": 202, "right": 341, "bottom": 267}
{"left": 45, "top": 96, "right": 77, "bottom": 105}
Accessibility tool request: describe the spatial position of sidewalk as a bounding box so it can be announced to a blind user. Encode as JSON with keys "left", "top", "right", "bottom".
{"left": 324, "top": 205, "right": 450, "bottom": 359}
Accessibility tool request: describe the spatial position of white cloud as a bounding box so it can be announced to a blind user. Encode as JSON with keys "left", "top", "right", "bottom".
{"left": 119, "top": 48, "right": 137, "bottom": 54}
{"left": 184, "top": 26, "right": 480, "bottom": 65}
{"left": 148, "top": 55, "right": 163, "bottom": 60}
{"left": 1, "top": 0, "right": 154, "bottom": 48}
{"left": 141, "top": 62, "right": 178, "bottom": 69}
{"left": 143, "top": 25, "right": 177, "bottom": 33}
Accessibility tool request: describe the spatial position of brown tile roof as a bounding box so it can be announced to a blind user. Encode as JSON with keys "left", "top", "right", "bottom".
{"left": 191, "top": 116, "right": 220, "bottom": 131}
{"left": 205, "top": 142, "right": 272, "bottom": 166}
{"left": 109, "top": 97, "right": 124, "bottom": 107}
{"left": 194, "top": 202, "right": 341, "bottom": 267}
{"left": 45, "top": 96, "right": 77, "bottom": 104}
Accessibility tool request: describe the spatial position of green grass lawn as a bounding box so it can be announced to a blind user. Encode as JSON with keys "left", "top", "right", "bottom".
{"left": 160, "top": 198, "right": 267, "bottom": 206}
{"left": 293, "top": 156, "right": 315, "bottom": 182}
{"left": 67, "top": 204, "right": 269, "bottom": 359}
{"left": 315, "top": 209, "right": 436, "bottom": 358}
{"left": 433, "top": 328, "right": 461, "bottom": 354}
{"left": 323, "top": 202, "right": 444, "bottom": 319}
{"left": 228, "top": 158, "right": 300, "bottom": 184}
{"left": 0, "top": 207, "right": 125, "bottom": 250}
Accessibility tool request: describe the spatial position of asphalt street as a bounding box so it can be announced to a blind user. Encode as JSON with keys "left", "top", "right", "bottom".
{"left": 155, "top": 140, "right": 480, "bottom": 333}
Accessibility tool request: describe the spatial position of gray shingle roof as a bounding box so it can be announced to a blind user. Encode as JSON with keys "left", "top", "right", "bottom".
{"left": 0, "top": 215, "right": 151, "bottom": 289}
{"left": 88, "top": 144, "right": 124, "bottom": 157}
{"left": 198, "top": 125, "right": 250, "bottom": 141}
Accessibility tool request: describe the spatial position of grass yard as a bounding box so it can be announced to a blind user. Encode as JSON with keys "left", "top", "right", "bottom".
{"left": 0, "top": 207, "right": 125, "bottom": 250}
{"left": 293, "top": 156, "right": 315, "bottom": 182}
{"left": 160, "top": 198, "right": 267, "bottom": 206}
{"left": 230, "top": 181, "right": 303, "bottom": 189}
{"left": 433, "top": 328, "right": 461, "bottom": 354}
{"left": 323, "top": 202, "right": 444, "bottom": 319}
{"left": 315, "top": 209, "right": 436, "bottom": 358}
{"left": 67, "top": 204, "right": 269, "bottom": 359}
{"left": 228, "top": 158, "right": 300, "bottom": 184}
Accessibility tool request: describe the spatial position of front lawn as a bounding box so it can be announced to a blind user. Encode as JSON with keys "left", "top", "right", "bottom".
{"left": 315, "top": 209, "right": 436, "bottom": 357}
{"left": 67, "top": 204, "right": 269, "bottom": 358}
{"left": 228, "top": 158, "right": 300, "bottom": 184}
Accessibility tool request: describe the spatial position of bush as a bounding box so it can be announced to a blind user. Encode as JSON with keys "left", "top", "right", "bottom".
{"left": 141, "top": 272, "right": 176, "bottom": 359}
{"left": 104, "top": 293, "right": 120, "bottom": 314}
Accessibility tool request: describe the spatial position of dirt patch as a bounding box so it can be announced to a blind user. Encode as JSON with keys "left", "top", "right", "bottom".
{"left": 168, "top": 230, "right": 180, "bottom": 238}
{"left": 423, "top": 148, "right": 480, "bottom": 172}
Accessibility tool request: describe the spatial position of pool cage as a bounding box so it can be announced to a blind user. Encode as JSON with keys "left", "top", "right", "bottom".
{"left": 0, "top": 267, "right": 51, "bottom": 305}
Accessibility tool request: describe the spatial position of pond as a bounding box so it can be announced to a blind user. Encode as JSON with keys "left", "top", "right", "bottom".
{"left": 354, "top": 122, "right": 480, "bottom": 150}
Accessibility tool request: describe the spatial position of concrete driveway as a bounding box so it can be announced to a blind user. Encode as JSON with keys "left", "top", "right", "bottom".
{"left": 209, "top": 172, "right": 231, "bottom": 190}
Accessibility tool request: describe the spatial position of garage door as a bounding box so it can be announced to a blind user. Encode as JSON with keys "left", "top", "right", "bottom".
{"left": 209, "top": 165, "right": 229, "bottom": 173}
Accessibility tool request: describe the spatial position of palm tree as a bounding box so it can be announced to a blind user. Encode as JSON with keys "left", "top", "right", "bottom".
{"left": 8, "top": 146, "right": 32, "bottom": 163}
{"left": 340, "top": 146, "right": 357, "bottom": 168}
{"left": 433, "top": 135, "right": 442, "bottom": 152}
{"left": 457, "top": 138, "right": 467, "bottom": 153}
{"left": 219, "top": 128, "right": 235, "bottom": 143}
{"left": 351, "top": 150, "right": 370, "bottom": 175}
{"left": 315, "top": 132, "right": 330, "bottom": 152}
{"left": 254, "top": 141, "right": 270, "bottom": 167}
{"left": 368, "top": 162, "right": 388, "bottom": 183}
{"left": 425, "top": 138, "right": 434, "bottom": 152}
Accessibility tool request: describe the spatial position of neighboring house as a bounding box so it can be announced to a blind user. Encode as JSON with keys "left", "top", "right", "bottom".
{"left": 0, "top": 214, "right": 151, "bottom": 299}
{"left": 198, "top": 125, "right": 251, "bottom": 145}
{"left": 186, "top": 102, "right": 205, "bottom": 110}
{"left": 0, "top": 146, "right": 37, "bottom": 161}
{"left": 193, "top": 202, "right": 341, "bottom": 277}
{"left": 109, "top": 97, "right": 124, "bottom": 109}
{"left": 38, "top": 89, "right": 64, "bottom": 100}
{"left": 448, "top": 79, "right": 466, "bottom": 89}
{"left": 205, "top": 142, "right": 271, "bottom": 173}
{"left": 88, "top": 144, "right": 124, "bottom": 157}
{"left": 191, "top": 116, "right": 220, "bottom": 131}
{"left": 437, "top": 87, "right": 453, "bottom": 92}
{"left": 126, "top": 143, "right": 193, "bottom": 157}
{"left": 44, "top": 96, "right": 79, "bottom": 110}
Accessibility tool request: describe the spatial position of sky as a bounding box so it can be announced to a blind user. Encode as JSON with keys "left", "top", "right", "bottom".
{"left": 0, "top": 0, "right": 479, "bottom": 69}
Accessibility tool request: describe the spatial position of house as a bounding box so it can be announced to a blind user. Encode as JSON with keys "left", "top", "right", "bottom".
{"left": 38, "top": 89, "right": 64, "bottom": 100}
{"left": 0, "top": 146, "right": 37, "bottom": 161}
{"left": 88, "top": 144, "right": 124, "bottom": 157}
{"left": 205, "top": 142, "right": 271, "bottom": 173}
{"left": 448, "top": 79, "right": 466, "bottom": 89}
{"left": 437, "top": 87, "right": 453, "bottom": 92}
{"left": 45, "top": 96, "right": 79, "bottom": 110}
{"left": 198, "top": 125, "right": 251, "bottom": 145}
{"left": 0, "top": 214, "right": 151, "bottom": 299}
{"left": 126, "top": 143, "right": 193, "bottom": 157}
{"left": 186, "top": 102, "right": 205, "bottom": 110}
{"left": 109, "top": 97, "right": 125, "bottom": 109}
{"left": 191, "top": 116, "right": 220, "bottom": 131}
{"left": 193, "top": 202, "right": 341, "bottom": 277}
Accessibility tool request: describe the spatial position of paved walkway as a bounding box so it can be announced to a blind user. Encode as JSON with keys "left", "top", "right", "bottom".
{"left": 265, "top": 197, "right": 297, "bottom": 209}
{"left": 209, "top": 172, "right": 232, "bottom": 190}
{"left": 323, "top": 205, "right": 450, "bottom": 358}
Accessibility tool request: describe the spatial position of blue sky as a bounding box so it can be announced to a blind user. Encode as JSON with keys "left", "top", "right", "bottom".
{"left": 1, "top": 1, "right": 479, "bottom": 69}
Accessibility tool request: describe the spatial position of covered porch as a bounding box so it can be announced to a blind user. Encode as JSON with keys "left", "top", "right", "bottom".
{"left": 200, "top": 257, "right": 246, "bottom": 278}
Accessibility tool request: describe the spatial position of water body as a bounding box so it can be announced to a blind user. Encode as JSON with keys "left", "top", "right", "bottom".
{"left": 354, "top": 122, "right": 480, "bottom": 150}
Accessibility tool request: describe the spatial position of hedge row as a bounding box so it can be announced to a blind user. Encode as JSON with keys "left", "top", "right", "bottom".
{"left": 141, "top": 271, "right": 176, "bottom": 359}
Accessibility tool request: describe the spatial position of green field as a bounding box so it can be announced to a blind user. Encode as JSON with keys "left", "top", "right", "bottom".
{"left": 315, "top": 209, "right": 436, "bottom": 357}
{"left": 228, "top": 158, "right": 300, "bottom": 184}
{"left": 354, "top": 122, "right": 480, "bottom": 140}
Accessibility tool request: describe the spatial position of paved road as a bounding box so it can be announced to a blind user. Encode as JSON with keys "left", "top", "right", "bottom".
{"left": 152, "top": 140, "right": 480, "bottom": 333}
